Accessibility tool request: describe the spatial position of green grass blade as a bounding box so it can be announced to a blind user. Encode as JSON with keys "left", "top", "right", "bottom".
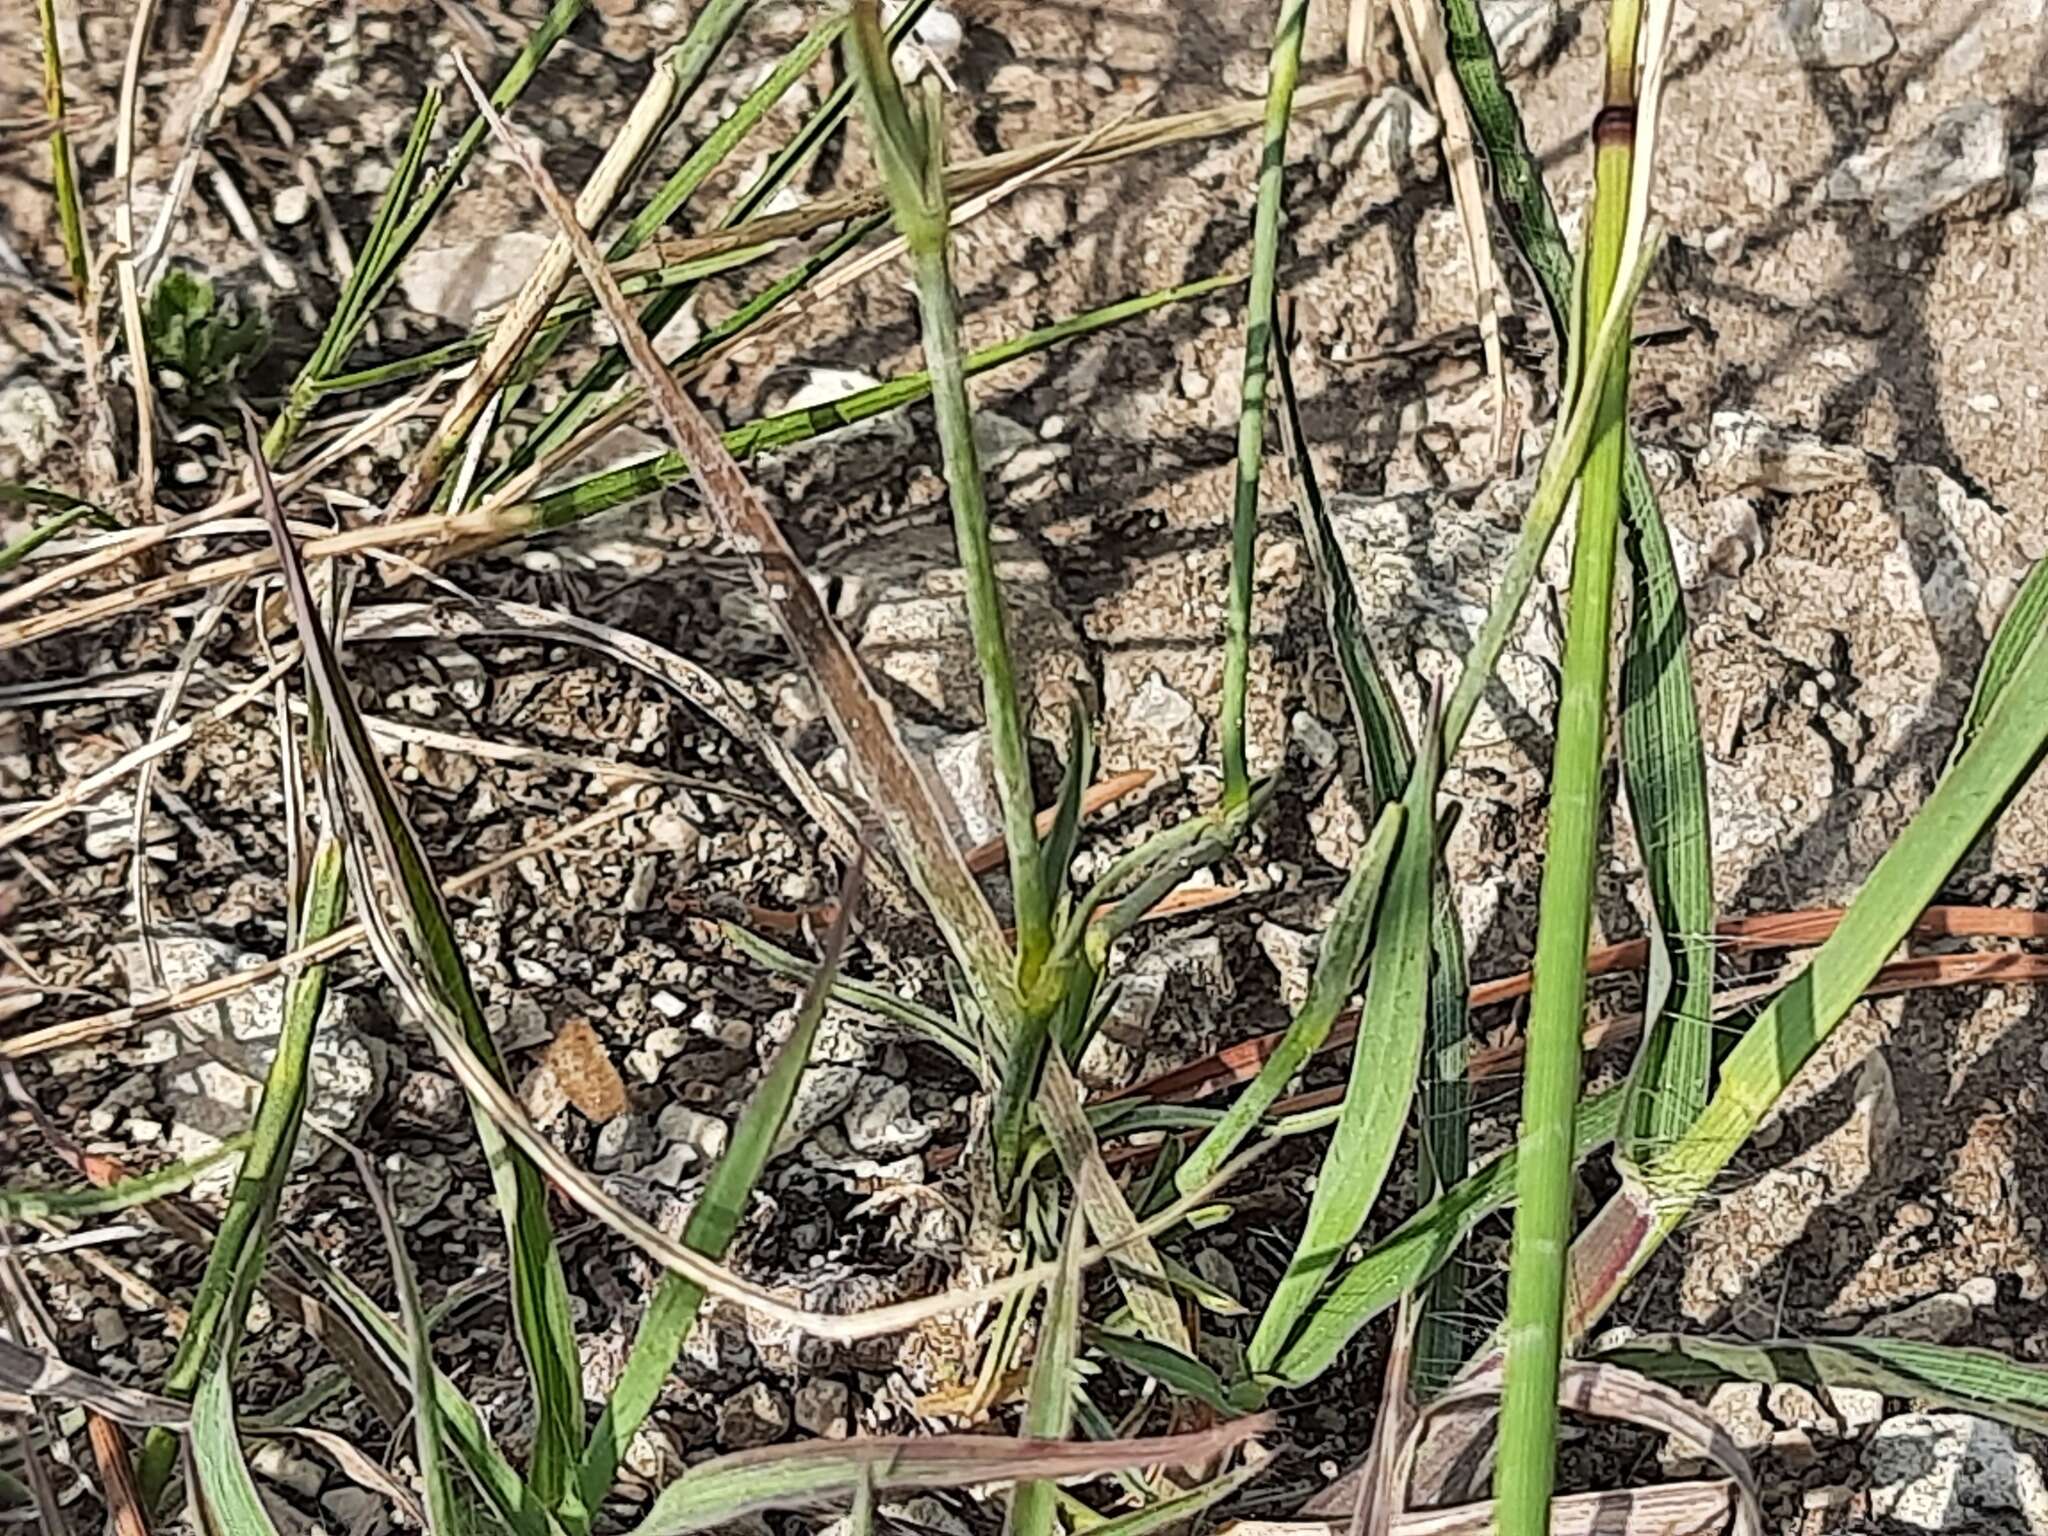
{"left": 1556, "top": 566, "right": 2048, "bottom": 1354}
{"left": 134, "top": 836, "right": 350, "bottom": 1507}
{"left": 1175, "top": 802, "right": 1403, "bottom": 1195}
{"left": 243, "top": 413, "right": 585, "bottom": 1506}
{"left": 1041, "top": 702, "right": 1097, "bottom": 914}
{"left": 521, "top": 272, "right": 1238, "bottom": 530}
{"left": 1039, "top": 1045, "right": 1193, "bottom": 1354}
{"left": 0, "top": 487, "right": 113, "bottom": 576}
{"left": 720, "top": 922, "right": 978, "bottom": 1072}
{"left": 312, "top": 241, "right": 775, "bottom": 396}
{"left": 300, "top": 1251, "right": 560, "bottom": 1536}
{"left": 1219, "top": 0, "right": 1309, "bottom": 808}
{"left": 1273, "top": 1084, "right": 1624, "bottom": 1390}
{"left": 491, "top": 0, "right": 935, "bottom": 491}
{"left": 1076, "top": 1454, "right": 1270, "bottom": 1536}
{"left": 191, "top": 1352, "right": 284, "bottom": 1535}
{"left": 1597, "top": 1334, "right": 2048, "bottom": 1437}
{"left": 33, "top": 0, "right": 90, "bottom": 301}
{"left": 264, "top": 89, "right": 442, "bottom": 459}
{"left": 355, "top": 1150, "right": 460, "bottom": 1534}
{"left": 1440, "top": 0, "right": 1714, "bottom": 1162}
{"left": 568, "top": 862, "right": 867, "bottom": 1528}
{"left": 1085, "top": 1328, "right": 1237, "bottom": 1417}
{"left": 848, "top": 8, "right": 1050, "bottom": 977}
{"left": 1006, "top": 1207, "right": 1083, "bottom": 1536}
{"left": 1247, "top": 718, "right": 1440, "bottom": 1377}
{"left": 1960, "top": 551, "right": 2048, "bottom": 753}
{"left": 498, "top": 7, "right": 839, "bottom": 423}
{"left": 0, "top": 1136, "right": 251, "bottom": 1220}
{"left": 1275, "top": 322, "right": 1471, "bottom": 1391}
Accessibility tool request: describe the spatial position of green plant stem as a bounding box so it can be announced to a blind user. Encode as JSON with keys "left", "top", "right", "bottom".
{"left": 35, "top": 0, "right": 89, "bottom": 302}
{"left": 137, "top": 838, "right": 348, "bottom": 1506}
{"left": 845, "top": 9, "right": 1047, "bottom": 981}
{"left": 1495, "top": 9, "right": 1642, "bottom": 1531}
{"left": 1220, "top": 0, "right": 1308, "bottom": 808}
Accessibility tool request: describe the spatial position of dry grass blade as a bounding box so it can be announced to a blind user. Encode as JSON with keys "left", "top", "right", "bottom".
{"left": 446, "top": 53, "right": 1008, "bottom": 989}
{"left": 1242, "top": 1480, "right": 1738, "bottom": 1536}
{"left": 0, "top": 1337, "right": 189, "bottom": 1427}
{"left": 627, "top": 1416, "right": 1275, "bottom": 1536}
{"left": 1404, "top": 1358, "right": 1762, "bottom": 1536}
{"left": 1384, "top": 0, "right": 1506, "bottom": 456}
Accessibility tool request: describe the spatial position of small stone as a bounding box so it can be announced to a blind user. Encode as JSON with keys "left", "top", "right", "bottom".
{"left": 1867, "top": 1413, "right": 2048, "bottom": 1531}
{"left": 521, "top": 1064, "right": 570, "bottom": 1129}
{"left": 1832, "top": 1387, "right": 1887, "bottom": 1432}
{"left": 249, "top": 1440, "right": 325, "bottom": 1499}
{"left": 1961, "top": 1275, "right": 2000, "bottom": 1308}
{"left": 1827, "top": 101, "right": 2012, "bottom": 238}
{"left": 844, "top": 1075, "right": 929, "bottom": 1158}
{"left": 321, "top": 1486, "right": 382, "bottom": 1530}
{"left": 1256, "top": 921, "right": 1318, "bottom": 1013}
{"left": 593, "top": 1114, "right": 655, "bottom": 1173}
{"left": 621, "top": 1419, "right": 683, "bottom": 1481}
{"left": 651, "top": 990, "right": 687, "bottom": 1020}
{"left": 1111, "top": 668, "right": 1202, "bottom": 767}
{"left": 656, "top": 1102, "right": 729, "bottom": 1164}
{"left": 795, "top": 1378, "right": 851, "bottom": 1438}
{"left": 399, "top": 232, "right": 555, "bottom": 327}
{"left": 1178, "top": 364, "right": 1211, "bottom": 401}
{"left": 393, "top": 1069, "right": 465, "bottom": 1132}
{"left": 717, "top": 1382, "right": 790, "bottom": 1449}
{"left": 1698, "top": 411, "right": 1868, "bottom": 496}
{"left": 1482, "top": 0, "right": 1560, "bottom": 74}
{"left": 1869, "top": 1290, "right": 1975, "bottom": 1343}
{"left": 91, "top": 1307, "right": 129, "bottom": 1350}
{"left": 0, "top": 379, "right": 62, "bottom": 478}
{"left": 1328, "top": 86, "right": 1439, "bottom": 183}
{"left": 1780, "top": 0, "right": 1896, "bottom": 68}
{"left": 271, "top": 184, "right": 311, "bottom": 226}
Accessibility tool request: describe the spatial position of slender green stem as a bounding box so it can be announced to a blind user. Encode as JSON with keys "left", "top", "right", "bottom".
{"left": 35, "top": 0, "right": 90, "bottom": 302}
{"left": 136, "top": 838, "right": 349, "bottom": 1506}
{"left": 847, "top": 8, "right": 1047, "bottom": 975}
{"left": 1496, "top": 8, "right": 1642, "bottom": 1531}
{"left": 1220, "top": 0, "right": 1308, "bottom": 807}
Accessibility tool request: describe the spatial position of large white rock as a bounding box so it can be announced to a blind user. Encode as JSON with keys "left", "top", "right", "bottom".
{"left": 1828, "top": 102, "right": 2012, "bottom": 237}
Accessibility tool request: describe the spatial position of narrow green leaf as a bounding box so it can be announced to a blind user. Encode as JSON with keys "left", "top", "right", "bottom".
{"left": 1274, "top": 324, "right": 1471, "bottom": 1392}
{"left": 720, "top": 922, "right": 978, "bottom": 1071}
{"left": 1248, "top": 717, "right": 1440, "bottom": 1376}
{"left": 301, "top": 1250, "right": 560, "bottom": 1536}
{"left": 1440, "top": 0, "right": 1714, "bottom": 1164}
{"left": 243, "top": 412, "right": 586, "bottom": 1506}
{"left": 1042, "top": 701, "right": 1097, "bottom": 910}
{"left": 1086, "top": 1328, "right": 1236, "bottom": 1417}
{"left": 0, "top": 486, "right": 112, "bottom": 576}
{"left": 1007, "top": 1207, "right": 1084, "bottom": 1536}
{"left": 191, "top": 1351, "right": 284, "bottom": 1536}
{"left": 490, "top": 0, "right": 934, "bottom": 494}
{"left": 0, "top": 1135, "right": 251, "bottom": 1221}
{"left": 521, "top": 272, "right": 1239, "bottom": 531}
{"left": 1272, "top": 1085, "right": 1624, "bottom": 1390}
{"left": 136, "top": 837, "right": 349, "bottom": 1507}
{"left": 849, "top": 9, "right": 1049, "bottom": 977}
{"left": 1598, "top": 1334, "right": 2048, "bottom": 1438}
{"left": 355, "top": 1149, "right": 460, "bottom": 1534}
{"left": 1175, "top": 801, "right": 1403, "bottom": 1195}
{"left": 568, "top": 860, "right": 868, "bottom": 1528}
